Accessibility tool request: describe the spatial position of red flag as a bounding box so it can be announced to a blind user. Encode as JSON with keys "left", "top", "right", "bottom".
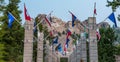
{"left": 64, "top": 44, "right": 67, "bottom": 52}
{"left": 45, "top": 16, "right": 51, "bottom": 27}
{"left": 24, "top": 4, "right": 31, "bottom": 21}
{"left": 66, "top": 29, "right": 71, "bottom": 38}
{"left": 50, "top": 30, "right": 53, "bottom": 36}
{"left": 94, "top": 2, "right": 97, "bottom": 15}
{"left": 96, "top": 29, "right": 101, "bottom": 40}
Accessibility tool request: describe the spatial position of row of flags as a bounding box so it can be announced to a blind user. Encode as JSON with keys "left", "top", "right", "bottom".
{"left": 64, "top": 29, "right": 71, "bottom": 54}
{"left": 7, "top": 3, "right": 118, "bottom": 54}
{"left": 7, "top": 3, "right": 118, "bottom": 28}
{"left": 52, "top": 29, "right": 72, "bottom": 55}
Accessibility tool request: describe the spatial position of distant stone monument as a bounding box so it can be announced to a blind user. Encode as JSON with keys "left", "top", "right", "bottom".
{"left": 88, "top": 17, "right": 98, "bottom": 62}
{"left": 23, "top": 20, "right": 34, "bottom": 62}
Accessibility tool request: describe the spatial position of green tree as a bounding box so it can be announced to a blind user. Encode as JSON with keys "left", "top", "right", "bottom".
{"left": 0, "top": 0, "right": 5, "bottom": 13}
{"left": 107, "top": 0, "right": 120, "bottom": 21}
{"left": 98, "top": 27, "right": 117, "bottom": 62}
{"left": 0, "top": 0, "right": 24, "bottom": 62}
{"left": 115, "top": 44, "right": 120, "bottom": 55}
{"left": 0, "top": 44, "right": 6, "bottom": 62}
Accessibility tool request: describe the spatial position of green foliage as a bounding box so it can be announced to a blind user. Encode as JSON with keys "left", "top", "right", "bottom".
{"left": 62, "top": 31, "right": 65, "bottom": 35}
{"left": 60, "top": 57, "right": 68, "bottom": 62}
{"left": 107, "top": 0, "right": 120, "bottom": 11}
{"left": 0, "top": 0, "right": 24, "bottom": 62}
{"left": 33, "top": 41, "right": 37, "bottom": 62}
{"left": 0, "top": 43, "right": 6, "bottom": 62}
{"left": 115, "top": 45, "right": 120, "bottom": 55}
{"left": 0, "top": 0, "right": 5, "bottom": 13}
{"left": 86, "top": 42, "right": 89, "bottom": 62}
{"left": 98, "top": 27, "right": 117, "bottom": 62}
{"left": 58, "top": 32, "right": 61, "bottom": 36}
{"left": 107, "top": 0, "right": 120, "bottom": 21}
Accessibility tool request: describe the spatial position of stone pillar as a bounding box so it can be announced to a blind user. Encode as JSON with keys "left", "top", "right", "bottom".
{"left": 115, "top": 55, "right": 120, "bottom": 62}
{"left": 80, "top": 32, "right": 87, "bottom": 62}
{"left": 23, "top": 20, "right": 34, "bottom": 62}
{"left": 88, "top": 17, "right": 98, "bottom": 62}
{"left": 75, "top": 40, "right": 81, "bottom": 62}
{"left": 74, "top": 51, "right": 76, "bottom": 62}
{"left": 37, "top": 30, "right": 44, "bottom": 62}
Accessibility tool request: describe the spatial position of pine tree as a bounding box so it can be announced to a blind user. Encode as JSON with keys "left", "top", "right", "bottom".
{"left": 98, "top": 27, "right": 117, "bottom": 62}
{"left": 0, "top": 0, "right": 24, "bottom": 62}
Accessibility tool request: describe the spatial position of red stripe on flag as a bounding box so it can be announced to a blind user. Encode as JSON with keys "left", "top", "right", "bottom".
{"left": 66, "top": 31, "right": 71, "bottom": 38}
{"left": 94, "top": 2, "right": 97, "bottom": 15}
{"left": 24, "top": 4, "right": 31, "bottom": 21}
{"left": 64, "top": 44, "right": 67, "bottom": 52}
{"left": 45, "top": 16, "right": 51, "bottom": 27}
{"left": 94, "top": 9, "right": 97, "bottom": 15}
{"left": 50, "top": 30, "right": 53, "bottom": 36}
{"left": 96, "top": 31, "right": 100, "bottom": 40}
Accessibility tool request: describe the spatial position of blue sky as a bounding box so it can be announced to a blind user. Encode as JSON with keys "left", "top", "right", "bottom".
{"left": 18, "top": 0, "right": 120, "bottom": 27}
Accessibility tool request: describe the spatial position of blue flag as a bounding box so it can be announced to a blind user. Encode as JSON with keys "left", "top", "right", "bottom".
{"left": 57, "top": 43, "right": 63, "bottom": 54}
{"left": 8, "top": 12, "right": 15, "bottom": 28}
{"left": 69, "top": 11, "right": 77, "bottom": 27}
{"left": 72, "top": 14, "right": 77, "bottom": 27}
{"left": 108, "top": 12, "right": 117, "bottom": 27}
{"left": 65, "top": 38, "right": 70, "bottom": 48}
{"left": 53, "top": 36, "right": 58, "bottom": 44}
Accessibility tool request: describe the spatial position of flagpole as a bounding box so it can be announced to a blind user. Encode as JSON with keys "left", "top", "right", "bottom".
{"left": 8, "top": 11, "right": 22, "bottom": 25}
{"left": 97, "top": 17, "right": 107, "bottom": 25}
{"left": 93, "top": 2, "right": 96, "bottom": 17}
{"left": 103, "top": 17, "right": 108, "bottom": 22}
{"left": 48, "top": 11, "right": 53, "bottom": 15}
{"left": 34, "top": 18, "right": 43, "bottom": 30}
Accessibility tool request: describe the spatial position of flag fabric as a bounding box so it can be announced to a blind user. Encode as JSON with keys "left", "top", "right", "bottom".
{"left": 57, "top": 43, "right": 63, "bottom": 54}
{"left": 50, "top": 31, "right": 53, "bottom": 36}
{"left": 66, "top": 29, "right": 71, "bottom": 38}
{"left": 24, "top": 4, "right": 31, "bottom": 21}
{"left": 45, "top": 16, "right": 51, "bottom": 27}
{"left": 63, "top": 38, "right": 70, "bottom": 54}
{"left": 108, "top": 12, "right": 117, "bottom": 27}
{"left": 65, "top": 38, "right": 70, "bottom": 48}
{"left": 69, "top": 11, "right": 77, "bottom": 27}
{"left": 94, "top": 2, "right": 97, "bottom": 15}
{"left": 53, "top": 36, "right": 58, "bottom": 44}
{"left": 96, "top": 29, "right": 101, "bottom": 40}
{"left": 64, "top": 44, "right": 67, "bottom": 52}
{"left": 48, "top": 11, "right": 53, "bottom": 22}
{"left": 8, "top": 12, "right": 15, "bottom": 28}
